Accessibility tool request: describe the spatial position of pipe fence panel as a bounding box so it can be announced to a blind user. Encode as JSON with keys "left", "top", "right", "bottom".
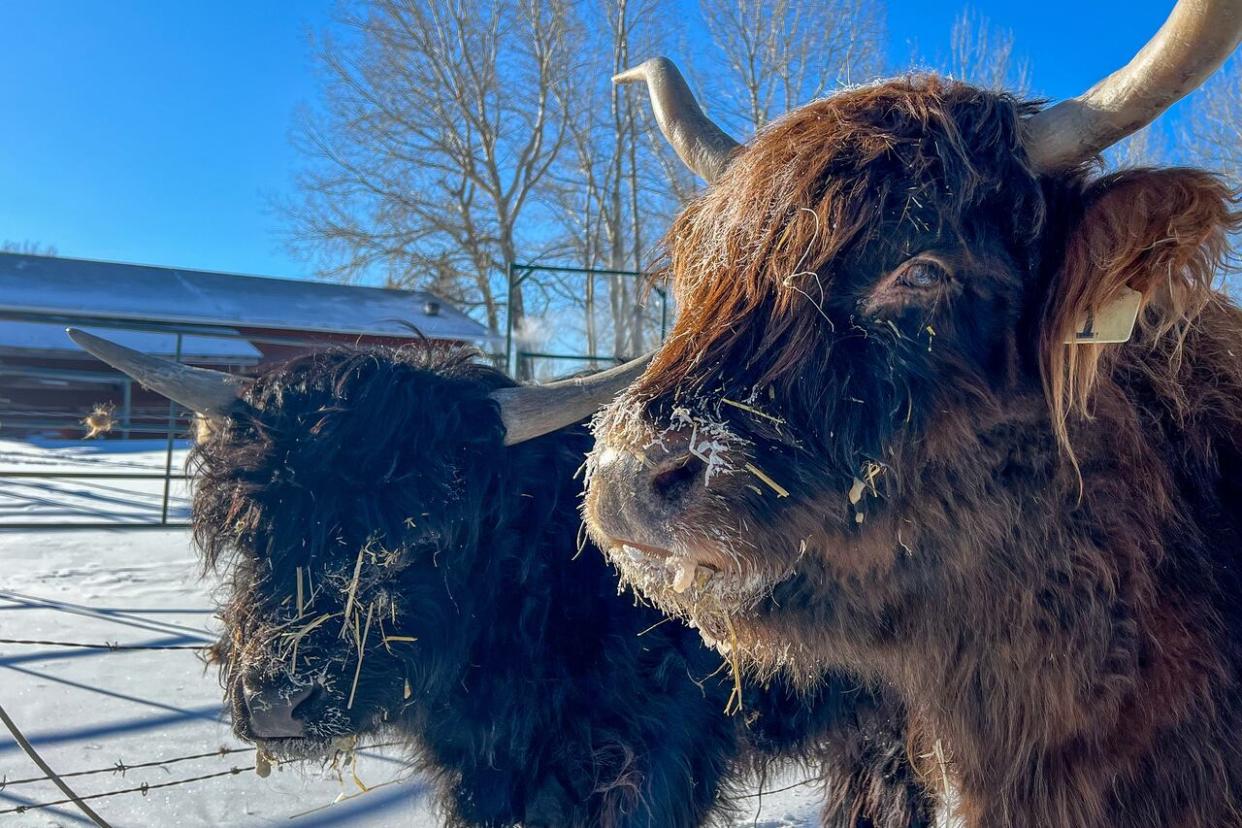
{"left": 504, "top": 263, "right": 670, "bottom": 381}
{"left": 0, "top": 311, "right": 385, "bottom": 531}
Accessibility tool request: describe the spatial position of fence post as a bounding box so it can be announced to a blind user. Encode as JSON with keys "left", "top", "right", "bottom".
{"left": 159, "top": 334, "right": 182, "bottom": 526}
{"left": 121, "top": 379, "right": 132, "bottom": 440}
{"left": 505, "top": 262, "right": 516, "bottom": 378}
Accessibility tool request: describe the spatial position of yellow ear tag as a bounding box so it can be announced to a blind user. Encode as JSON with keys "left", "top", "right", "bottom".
{"left": 1066, "top": 286, "right": 1143, "bottom": 345}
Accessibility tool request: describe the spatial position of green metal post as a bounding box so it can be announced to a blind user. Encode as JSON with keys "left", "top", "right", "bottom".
{"left": 505, "top": 262, "right": 516, "bottom": 378}
{"left": 159, "top": 334, "right": 182, "bottom": 525}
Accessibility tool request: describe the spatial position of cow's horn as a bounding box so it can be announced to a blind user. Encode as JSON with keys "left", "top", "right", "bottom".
{"left": 68, "top": 328, "right": 647, "bottom": 445}
{"left": 67, "top": 328, "right": 243, "bottom": 416}
{"left": 614, "top": 57, "right": 741, "bottom": 183}
{"left": 491, "top": 353, "right": 652, "bottom": 445}
{"left": 1025, "top": 0, "right": 1242, "bottom": 172}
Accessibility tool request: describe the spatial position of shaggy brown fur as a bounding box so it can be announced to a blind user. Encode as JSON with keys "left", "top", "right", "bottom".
{"left": 584, "top": 75, "right": 1242, "bottom": 827}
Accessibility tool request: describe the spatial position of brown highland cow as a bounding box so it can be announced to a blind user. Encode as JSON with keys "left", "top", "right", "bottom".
{"left": 584, "top": 3, "right": 1242, "bottom": 827}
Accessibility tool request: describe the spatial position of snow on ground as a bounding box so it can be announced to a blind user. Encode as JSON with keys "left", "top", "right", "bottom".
{"left": 0, "top": 439, "right": 820, "bottom": 827}
{"left": 0, "top": 439, "right": 192, "bottom": 527}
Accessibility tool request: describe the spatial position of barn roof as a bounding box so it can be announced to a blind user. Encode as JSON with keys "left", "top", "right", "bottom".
{"left": 0, "top": 320, "right": 262, "bottom": 365}
{"left": 0, "top": 252, "right": 495, "bottom": 345}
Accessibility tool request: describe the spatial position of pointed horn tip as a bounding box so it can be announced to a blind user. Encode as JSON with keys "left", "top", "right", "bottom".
{"left": 66, "top": 327, "right": 135, "bottom": 361}
{"left": 66, "top": 327, "right": 115, "bottom": 355}
{"left": 63, "top": 327, "right": 243, "bottom": 417}
{"left": 613, "top": 57, "right": 676, "bottom": 85}
{"left": 612, "top": 66, "right": 647, "bottom": 85}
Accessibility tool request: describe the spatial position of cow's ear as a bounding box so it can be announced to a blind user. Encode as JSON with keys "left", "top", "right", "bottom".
{"left": 1041, "top": 168, "right": 1240, "bottom": 448}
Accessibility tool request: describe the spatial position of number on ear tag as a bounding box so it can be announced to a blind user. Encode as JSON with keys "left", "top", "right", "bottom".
{"left": 1066, "top": 286, "right": 1143, "bottom": 345}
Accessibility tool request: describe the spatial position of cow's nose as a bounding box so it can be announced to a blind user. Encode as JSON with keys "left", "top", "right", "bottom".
{"left": 242, "top": 679, "right": 315, "bottom": 739}
{"left": 590, "top": 435, "right": 706, "bottom": 540}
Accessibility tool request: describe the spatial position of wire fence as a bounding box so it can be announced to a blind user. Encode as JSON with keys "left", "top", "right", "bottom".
{"left": 7, "top": 585, "right": 400, "bottom": 817}
{"left": 0, "top": 764, "right": 261, "bottom": 817}
{"left": 0, "top": 576, "right": 428, "bottom": 821}
{"left": 0, "top": 649, "right": 410, "bottom": 822}
{"left": 0, "top": 308, "right": 451, "bottom": 532}
{"left": 0, "top": 626, "right": 815, "bottom": 821}
{"left": 0, "top": 637, "right": 209, "bottom": 651}
{"left": 1, "top": 745, "right": 252, "bottom": 788}
{"left": 0, "top": 636, "right": 813, "bottom": 821}
{"left": 0, "top": 739, "right": 407, "bottom": 818}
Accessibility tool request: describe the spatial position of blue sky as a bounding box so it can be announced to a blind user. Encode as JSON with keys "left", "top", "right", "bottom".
{"left": 0, "top": 0, "right": 1189, "bottom": 280}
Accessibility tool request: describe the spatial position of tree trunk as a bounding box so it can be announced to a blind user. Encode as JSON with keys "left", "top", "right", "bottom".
{"left": 608, "top": 0, "right": 631, "bottom": 361}
{"left": 626, "top": 74, "right": 645, "bottom": 356}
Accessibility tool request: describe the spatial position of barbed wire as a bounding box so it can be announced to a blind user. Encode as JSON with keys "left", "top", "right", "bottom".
{"left": 1, "top": 741, "right": 404, "bottom": 790}
{"left": 0, "top": 764, "right": 257, "bottom": 816}
{"left": 1, "top": 745, "right": 249, "bottom": 788}
{"left": 0, "top": 740, "right": 407, "bottom": 818}
{"left": 0, "top": 637, "right": 210, "bottom": 651}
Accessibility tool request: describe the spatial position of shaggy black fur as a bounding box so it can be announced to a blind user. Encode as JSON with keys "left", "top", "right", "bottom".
{"left": 190, "top": 344, "right": 930, "bottom": 827}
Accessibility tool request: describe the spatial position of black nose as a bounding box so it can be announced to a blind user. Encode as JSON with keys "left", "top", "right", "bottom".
{"left": 242, "top": 678, "right": 316, "bottom": 738}
{"left": 590, "top": 435, "right": 707, "bottom": 542}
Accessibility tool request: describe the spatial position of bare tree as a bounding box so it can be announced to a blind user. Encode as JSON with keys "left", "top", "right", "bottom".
{"left": 547, "top": 63, "right": 610, "bottom": 365}
{"left": 542, "top": 0, "right": 887, "bottom": 366}
{"left": 607, "top": 0, "right": 667, "bottom": 359}
{"left": 1180, "top": 54, "right": 1242, "bottom": 293}
{"left": 1105, "top": 122, "right": 1171, "bottom": 169}
{"left": 605, "top": 0, "right": 636, "bottom": 360}
{"left": 547, "top": 0, "right": 887, "bottom": 367}
{"left": 947, "top": 7, "right": 1030, "bottom": 94}
{"left": 699, "top": 0, "right": 885, "bottom": 133}
{"left": 287, "top": 0, "right": 574, "bottom": 370}
{"left": 1, "top": 240, "right": 57, "bottom": 256}
{"left": 1182, "top": 54, "right": 1241, "bottom": 182}
{"left": 542, "top": 0, "right": 683, "bottom": 370}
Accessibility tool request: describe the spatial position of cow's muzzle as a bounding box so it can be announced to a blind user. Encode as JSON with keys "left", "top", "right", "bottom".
{"left": 239, "top": 672, "right": 319, "bottom": 739}
{"left": 587, "top": 433, "right": 707, "bottom": 553}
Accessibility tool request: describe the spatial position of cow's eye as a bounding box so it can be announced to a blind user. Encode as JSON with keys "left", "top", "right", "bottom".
{"left": 896, "top": 259, "right": 948, "bottom": 289}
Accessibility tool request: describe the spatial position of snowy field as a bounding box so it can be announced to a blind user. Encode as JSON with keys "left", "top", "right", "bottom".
{"left": 0, "top": 438, "right": 822, "bottom": 826}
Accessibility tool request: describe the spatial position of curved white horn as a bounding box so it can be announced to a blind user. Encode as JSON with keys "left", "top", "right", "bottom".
{"left": 67, "top": 328, "right": 243, "bottom": 416}
{"left": 1026, "top": 0, "right": 1242, "bottom": 171}
{"left": 615, "top": 57, "right": 741, "bottom": 183}
{"left": 491, "top": 353, "right": 652, "bottom": 445}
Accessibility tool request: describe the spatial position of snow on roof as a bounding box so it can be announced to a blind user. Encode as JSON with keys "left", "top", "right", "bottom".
{"left": 0, "top": 320, "right": 262, "bottom": 364}
{"left": 0, "top": 252, "right": 496, "bottom": 345}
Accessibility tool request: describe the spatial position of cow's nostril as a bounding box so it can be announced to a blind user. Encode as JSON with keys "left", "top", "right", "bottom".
{"left": 244, "top": 682, "right": 315, "bottom": 739}
{"left": 290, "top": 683, "right": 321, "bottom": 719}
{"left": 650, "top": 455, "right": 704, "bottom": 504}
